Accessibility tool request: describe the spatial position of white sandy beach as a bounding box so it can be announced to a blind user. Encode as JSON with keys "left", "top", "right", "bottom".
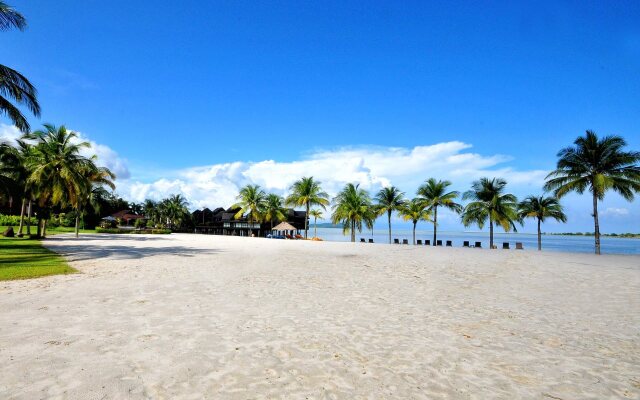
{"left": 1, "top": 233, "right": 639, "bottom": 399}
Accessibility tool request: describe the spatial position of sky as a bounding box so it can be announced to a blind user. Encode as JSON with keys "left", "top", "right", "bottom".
{"left": 1, "top": 1, "right": 639, "bottom": 233}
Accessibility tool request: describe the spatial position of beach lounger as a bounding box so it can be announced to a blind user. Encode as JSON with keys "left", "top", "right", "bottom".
{"left": 446, "top": 240, "right": 452, "bottom": 247}
{"left": 402, "top": 239, "right": 409, "bottom": 245}
{"left": 436, "top": 240, "right": 442, "bottom": 246}
{"left": 368, "top": 238, "right": 374, "bottom": 243}
{"left": 475, "top": 241, "right": 482, "bottom": 248}
{"left": 360, "top": 238, "right": 366, "bottom": 243}
{"left": 417, "top": 239, "right": 422, "bottom": 245}
{"left": 463, "top": 241, "right": 470, "bottom": 247}
{"left": 516, "top": 242, "right": 524, "bottom": 250}
{"left": 503, "top": 242, "right": 510, "bottom": 249}
{"left": 424, "top": 240, "right": 430, "bottom": 246}
{"left": 394, "top": 238, "right": 400, "bottom": 244}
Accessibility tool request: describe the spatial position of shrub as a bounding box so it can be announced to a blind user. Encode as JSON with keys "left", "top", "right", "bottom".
{"left": 0, "top": 214, "right": 37, "bottom": 226}
{"left": 96, "top": 227, "right": 171, "bottom": 235}
{"left": 98, "top": 219, "right": 118, "bottom": 229}
{"left": 134, "top": 218, "right": 147, "bottom": 229}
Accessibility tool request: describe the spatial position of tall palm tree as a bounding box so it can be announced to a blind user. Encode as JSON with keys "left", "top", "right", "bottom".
{"left": 143, "top": 199, "right": 158, "bottom": 226}
{"left": 74, "top": 164, "right": 115, "bottom": 237}
{"left": 0, "top": 139, "right": 33, "bottom": 235}
{"left": 1, "top": 1, "right": 40, "bottom": 132}
{"left": 462, "top": 177, "right": 519, "bottom": 249}
{"left": 25, "top": 124, "right": 92, "bottom": 237}
{"left": 331, "top": 183, "right": 373, "bottom": 243}
{"left": 285, "top": 176, "right": 330, "bottom": 239}
{"left": 309, "top": 209, "right": 323, "bottom": 238}
{"left": 518, "top": 195, "right": 567, "bottom": 251}
{"left": 161, "top": 194, "right": 190, "bottom": 229}
{"left": 544, "top": 131, "right": 640, "bottom": 254}
{"left": 233, "top": 184, "right": 267, "bottom": 236}
{"left": 417, "top": 178, "right": 462, "bottom": 246}
{"left": 264, "top": 193, "right": 287, "bottom": 230}
{"left": 398, "top": 198, "right": 432, "bottom": 245}
{"left": 374, "top": 186, "right": 405, "bottom": 244}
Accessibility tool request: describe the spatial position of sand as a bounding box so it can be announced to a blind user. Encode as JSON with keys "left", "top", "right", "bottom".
{"left": 0, "top": 233, "right": 638, "bottom": 399}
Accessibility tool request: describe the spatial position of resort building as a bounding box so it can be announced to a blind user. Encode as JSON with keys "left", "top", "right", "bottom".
{"left": 110, "top": 209, "right": 146, "bottom": 226}
{"left": 193, "top": 207, "right": 307, "bottom": 237}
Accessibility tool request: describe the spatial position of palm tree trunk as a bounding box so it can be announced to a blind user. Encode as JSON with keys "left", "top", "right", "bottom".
{"left": 42, "top": 219, "right": 47, "bottom": 238}
{"left": 17, "top": 198, "right": 26, "bottom": 236}
{"left": 593, "top": 192, "right": 600, "bottom": 255}
{"left": 75, "top": 209, "right": 80, "bottom": 238}
{"left": 36, "top": 217, "right": 41, "bottom": 237}
{"left": 314, "top": 217, "right": 317, "bottom": 238}
{"left": 351, "top": 220, "right": 355, "bottom": 242}
{"left": 26, "top": 200, "right": 32, "bottom": 236}
{"left": 433, "top": 205, "right": 438, "bottom": 246}
{"left": 387, "top": 210, "right": 392, "bottom": 244}
{"left": 489, "top": 218, "right": 494, "bottom": 249}
{"left": 537, "top": 218, "right": 542, "bottom": 251}
{"left": 412, "top": 221, "right": 416, "bottom": 245}
{"left": 305, "top": 203, "right": 309, "bottom": 239}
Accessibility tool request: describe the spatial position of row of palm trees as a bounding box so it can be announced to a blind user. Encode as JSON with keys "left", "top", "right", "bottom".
{"left": 0, "top": 124, "right": 115, "bottom": 237}
{"left": 141, "top": 195, "right": 190, "bottom": 229}
{"left": 232, "top": 131, "right": 638, "bottom": 254}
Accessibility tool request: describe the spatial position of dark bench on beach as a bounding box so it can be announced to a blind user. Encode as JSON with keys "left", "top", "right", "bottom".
{"left": 402, "top": 239, "right": 409, "bottom": 245}
{"left": 369, "top": 238, "right": 374, "bottom": 243}
{"left": 425, "top": 239, "right": 430, "bottom": 246}
{"left": 516, "top": 242, "right": 524, "bottom": 250}
{"left": 394, "top": 238, "right": 400, "bottom": 244}
{"left": 446, "top": 240, "right": 452, "bottom": 247}
{"left": 503, "top": 242, "right": 510, "bottom": 249}
{"left": 360, "top": 238, "right": 366, "bottom": 243}
{"left": 475, "top": 241, "right": 482, "bottom": 248}
{"left": 436, "top": 240, "right": 442, "bottom": 246}
{"left": 416, "top": 239, "right": 422, "bottom": 245}
{"left": 463, "top": 241, "right": 470, "bottom": 247}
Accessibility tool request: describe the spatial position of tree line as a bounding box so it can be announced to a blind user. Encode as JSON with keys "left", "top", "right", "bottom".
{"left": 232, "top": 131, "right": 638, "bottom": 254}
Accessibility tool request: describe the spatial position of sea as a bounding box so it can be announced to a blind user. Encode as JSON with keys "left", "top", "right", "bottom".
{"left": 313, "top": 227, "right": 640, "bottom": 255}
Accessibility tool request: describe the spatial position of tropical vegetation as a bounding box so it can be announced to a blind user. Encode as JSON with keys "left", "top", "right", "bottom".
{"left": 374, "top": 186, "right": 405, "bottom": 244}
{"left": 518, "top": 195, "right": 567, "bottom": 250}
{"left": 417, "top": 178, "right": 462, "bottom": 246}
{"left": 285, "top": 177, "right": 329, "bottom": 239}
{"left": 331, "top": 183, "right": 375, "bottom": 242}
{"left": 398, "top": 198, "right": 431, "bottom": 245}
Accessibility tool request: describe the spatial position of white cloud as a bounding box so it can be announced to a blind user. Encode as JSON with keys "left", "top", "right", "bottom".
{"left": 0, "top": 123, "right": 130, "bottom": 180}
{"left": 117, "top": 141, "right": 550, "bottom": 210}
{"left": 602, "top": 207, "right": 630, "bottom": 217}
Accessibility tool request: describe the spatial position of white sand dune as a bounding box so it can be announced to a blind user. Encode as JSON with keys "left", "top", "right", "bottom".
{"left": 1, "top": 233, "right": 639, "bottom": 399}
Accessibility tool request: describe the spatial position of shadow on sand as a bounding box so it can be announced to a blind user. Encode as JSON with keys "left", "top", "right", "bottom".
{"left": 44, "top": 234, "right": 221, "bottom": 262}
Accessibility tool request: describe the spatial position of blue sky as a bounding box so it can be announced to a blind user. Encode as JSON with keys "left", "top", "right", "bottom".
{"left": 2, "top": 1, "right": 639, "bottom": 233}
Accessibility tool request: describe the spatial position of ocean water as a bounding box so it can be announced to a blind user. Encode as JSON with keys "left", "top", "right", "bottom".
{"left": 313, "top": 228, "right": 640, "bottom": 255}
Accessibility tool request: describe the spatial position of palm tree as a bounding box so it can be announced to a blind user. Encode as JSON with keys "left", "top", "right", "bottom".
{"left": 374, "top": 186, "right": 405, "bottom": 244}
{"left": 74, "top": 164, "right": 115, "bottom": 237}
{"left": 398, "top": 199, "right": 432, "bottom": 245}
{"left": 462, "top": 177, "right": 519, "bottom": 249}
{"left": 143, "top": 199, "right": 158, "bottom": 226}
{"left": 161, "top": 194, "right": 190, "bottom": 229}
{"left": 285, "top": 176, "right": 330, "bottom": 239}
{"left": 331, "top": 183, "right": 373, "bottom": 242}
{"left": 0, "top": 139, "right": 33, "bottom": 235}
{"left": 1, "top": 2, "right": 40, "bottom": 132}
{"left": 233, "top": 184, "right": 267, "bottom": 236}
{"left": 417, "top": 178, "right": 462, "bottom": 246}
{"left": 25, "top": 124, "right": 92, "bottom": 237}
{"left": 544, "top": 131, "right": 640, "bottom": 254}
{"left": 308, "top": 209, "right": 323, "bottom": 238}
{"left": 264, "top": 193, "right": 287, "bottom": 230}
{"left": 518, "top": 195, "right": 567, "bottom": 251}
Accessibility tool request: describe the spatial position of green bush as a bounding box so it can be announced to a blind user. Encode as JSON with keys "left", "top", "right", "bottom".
{"left": 0, "top": 214, "right": 37, "bottom": 226}
{"left": 134, "top": 218, "right": 147, "bottom": 228}
{"left": 96, "top": 227, "right": 171, "bottom": 235}
{"left": 98, "top": 219, "right": 117, "bottom": 228}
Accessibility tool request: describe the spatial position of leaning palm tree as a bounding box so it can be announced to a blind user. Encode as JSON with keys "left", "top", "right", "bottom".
{"left": 518, "top": 195, "right": 567, "bottom": 251}
{"left": 544, "top": 131, "right": 640, "bottom": 254}
{"left": 398, "top": 198, "right": 432, "bottom": 245}
{"left": 374, "top": 186, "right": 405, "bottom": 244}
{"left": 462, "top": 177, "right": 519, "bottom": 249}
{"left": 232, "top": 184, "right": 267, "bottom": 236}
{"left": 285, "top": 176, "right": 330, "bottom": 239}
{"left": 417, "top": 178, "right": 462, "bottom": 246}
{"left": 25, "top": 124, "right": 92, "bottom": 237}
{"left": 264, "top": 193, "right": 287, "bottom": 230}
{"left": 331, "top": 183, "right": 373, "bottom": 243}
{"left": 309, "top": 209, "right": 323, "bottom": 238}
{"left": 1, "top": 2, "right": 40, "bottom": 132}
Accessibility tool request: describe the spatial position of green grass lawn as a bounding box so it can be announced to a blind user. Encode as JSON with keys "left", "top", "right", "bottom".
{"left": 0, "top": 237, "right": 77, "bottom": 281}
{"left": 0, "top": 225, "right": 96, "bottom": 236}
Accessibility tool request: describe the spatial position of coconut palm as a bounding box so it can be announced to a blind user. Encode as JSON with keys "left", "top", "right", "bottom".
{"left": 331, "top": 183, "right": 373, "bottom": 242}
{"left": 417, "top": 178, "right": 462, "bottom": 246}
{"left": 374, "top": 186, "right": 405, "bottom": 244}
{"left": 309, "top": 209, "right": 323, "bottom": 238}
{"left": 518, "top": 195, "right": 567, "bottom": 251}
{"left": 0, "top": 139, "right": 33, "bottom": 234}
{"left": 544, "top": 131, "right": 640, "bottom": 254}
{"left": 25, "top": 124, "right": 92, "bottom": 236}
{"left": 233, "top": 184, "right": 267, "bottom": 236}
{"left": 285, "top": 176, "right": 330, "bottom": 239}
{"left": 74, "top": 164, "right": 115, "bottom": 237}
{"left": 264, "top": 193, "right": 287, "bottom": 230}
{"left": 462, "top": 177, "right": 519, "bottom": 249}
{"left": 1, "top": 2, "right": 40, "bottom": 132}
{"left": 398, "top": 198, "right": 432, "bottom": 245}
{"left": 143, "top": 199, "right": 158, "bottom": 225}
{"left": 160, "top": 194, "right": 190, "bottom": 229}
